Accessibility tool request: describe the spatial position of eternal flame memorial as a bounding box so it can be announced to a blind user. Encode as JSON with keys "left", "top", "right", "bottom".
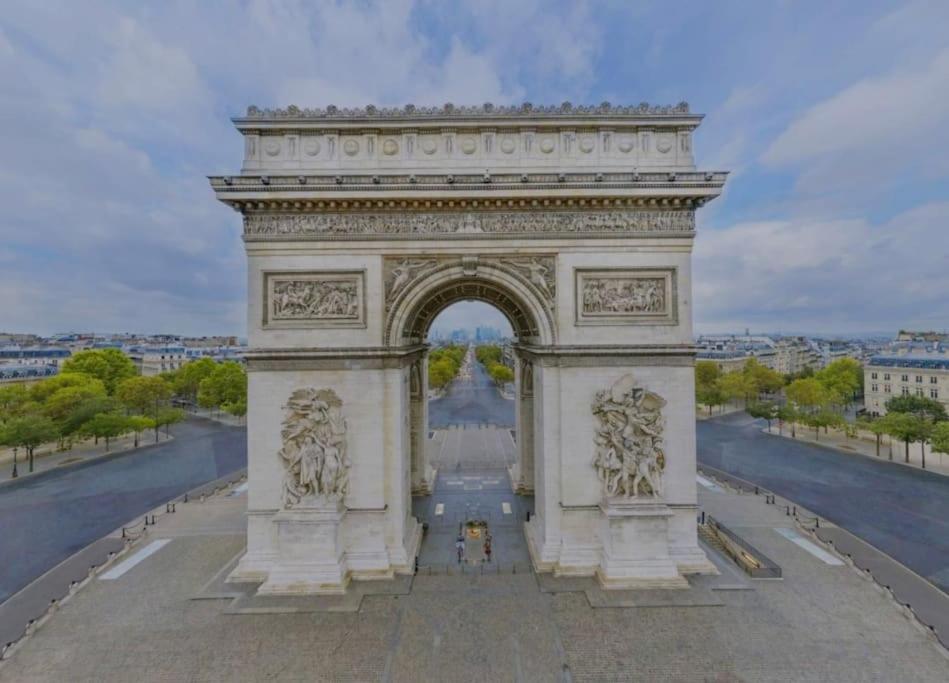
{"left": 209, "top": 102, "right": 728, "bottom": 594}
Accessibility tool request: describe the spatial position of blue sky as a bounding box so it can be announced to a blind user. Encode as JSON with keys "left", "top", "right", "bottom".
{"left": 1, "top": 1, "right": 947, "bottom": 336}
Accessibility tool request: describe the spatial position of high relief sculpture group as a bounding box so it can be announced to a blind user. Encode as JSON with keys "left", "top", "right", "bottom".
{"left": 211, "top": 101, "right": 726, "bottom": 593}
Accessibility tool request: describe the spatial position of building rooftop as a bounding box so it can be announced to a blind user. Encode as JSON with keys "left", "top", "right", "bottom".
{"left": 868, "top": 355, "right": 949, "bottom": 370}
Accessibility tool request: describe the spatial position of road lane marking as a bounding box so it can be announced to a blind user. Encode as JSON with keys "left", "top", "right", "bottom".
{"left": 696, "top": 475, "right": 723, "bottom": 491}
{"left": 445, "top": 481, "right": 463, "bottom": 486}
{"left": 502, "top": 502, "right": 512, "bottom": 515}
{"left": 434, "top": 503, "right": 444, "bottom": 516}
{"left": 773, "top": 527, "right": 843, "bottom": 565}
{"left": 100, "top": 539, "right": 172, "bottom": 580}
{"left": 228, "top": 482, "right": 249, "bottom": 496}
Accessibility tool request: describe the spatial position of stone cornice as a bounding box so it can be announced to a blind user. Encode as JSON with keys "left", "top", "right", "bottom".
{"left": 236, "top": 102, "right": 697, "bottom": 126}
{"left": 515, "top": 343, "right": 697, "bottom": 367}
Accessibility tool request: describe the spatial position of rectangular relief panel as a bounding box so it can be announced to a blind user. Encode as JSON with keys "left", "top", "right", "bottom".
{"left": 263, "top": 270, "right": 366, "bottom": 329}
{"left": 575, "top": 268, "right": 677, "bottom": 326}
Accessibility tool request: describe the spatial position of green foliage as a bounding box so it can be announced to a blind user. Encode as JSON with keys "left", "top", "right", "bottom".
{"left": 475, "top": 345, "right": 503, "bottom": 366}
{"left": 815, "top": 358, "right": 863, "bottom": 406}
{"left": 801, "top": 409, "right": 843, "bottom": 440}
{"left": 155, "top": 407, "right": 186, "bottom": 431}
{"left": 694, "top": 361, "right": 726, "bottom": 413}
{"left": 884, "top": 395, "right": 947, "bottom": 422}
{"left": 428, "top": 345, "right": 466, "bottom": 389}
{"left": 746, "top": 401, "right": 779, "bottom": 427}
{"left": 878, "top": 411, "right": 932, "bottom": 462}
{"left": 1, "top": 414, "right": 59, "bottom": 458}
{"left": 126, "top": 415, "right": 156, "bottom": 447}
{"left": 785, "top": 378, "right": 829, "bottom": 413}
{"left": 743, "top": 358, "right": 785, "bottom": 396}
{"left": 172, "top": 357, "right": 218, "bottom": 402}
{"left": 487, "top": 363, "right": 514, "bottom": 385}
{"left": 43, "top": 383, "right": 108, "bottom": 424}
{"left": 932, "top": 422, "right": 949, "bottom": 455}
{"left": 718, "top": 371, "right": 752, "bottom": 403}
{"left": 197, "top": 362, "right": 247, "bottom": 414}
{"left": 29, "top": 373, "right": 106, "bottom": 404}
{"left": 80, "top": 412, "right": 132, "bottom": 451}
{"left": 116, "top": 375, "right": 173, "bottom": 416}
{"left": 0, "top": 384, "right": 32, "bottom": 417}
{"left": 61, "top": 348, "right": 137, "bottom": 394}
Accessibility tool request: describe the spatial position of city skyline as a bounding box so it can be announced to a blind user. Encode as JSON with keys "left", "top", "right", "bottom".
{"left": 3, "top": 2, "right": 948, "bottom": 335}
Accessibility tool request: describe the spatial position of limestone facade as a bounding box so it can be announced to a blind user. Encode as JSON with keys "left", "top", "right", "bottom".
{"left": 211, "top": 102, "right": 726, "bottom": 592}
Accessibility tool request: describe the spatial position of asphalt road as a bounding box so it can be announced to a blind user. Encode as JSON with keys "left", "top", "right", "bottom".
{"left": 0, "top": 417, "right": 246, "bottom": 604}
{"left": 428, "top": 360, "right": 515, "bottom": 428}
{"left": 698, "top": 412, "right": 949, "bottom": 593}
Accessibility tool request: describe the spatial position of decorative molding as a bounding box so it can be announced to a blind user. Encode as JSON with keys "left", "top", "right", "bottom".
{"left": 245, "top": 345, "right": 426, "bottom": 371}
{"left": 575, "top": 268, "right": 677, "bottom": 326}
{"left": 246, "top": 210, "right": 694, "bottom": 240}
{"left": 241, "top": 101, "right": 692, "bottom": 121}
{"left": 592, "top": 374, "right": 666, "bottom": 499}
{"left": 279, "top": 388, "right": 350, "bottom": 508}
{"left": 263, "top": 270, "right": 366, "bottom": 329}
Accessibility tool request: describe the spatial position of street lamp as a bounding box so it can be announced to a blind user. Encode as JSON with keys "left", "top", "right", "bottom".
{"left": 11, "top": 446, "right": 18, "bottom": 478}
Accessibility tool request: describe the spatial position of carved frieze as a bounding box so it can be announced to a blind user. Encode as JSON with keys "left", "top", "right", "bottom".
{"left": 575, "top": 268, "right": 676, "bottom": 326}
{"left": 279, "top": 388, "right": 350, "bottom": 508}
{"left": 592, "top": 374, "right": 666, "bottom": 499}
{"left": 382, "top": 255, "right": 557, "bottom": 315}
{"left": 264, "top": 271, "right": 365, "bottom": 328}
{"left": 244, "top": 210, "right": 694, "bottom": 239}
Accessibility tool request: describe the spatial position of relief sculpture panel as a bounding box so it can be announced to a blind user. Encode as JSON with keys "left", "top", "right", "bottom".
{"left": 264, "top": 271, "right": 365, "bottom": 328}
{"left": 575, "top": 268, "right": 676, "bottom": 325}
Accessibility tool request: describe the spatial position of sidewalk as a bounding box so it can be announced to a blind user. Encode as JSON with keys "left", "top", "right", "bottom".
{"left": 765, "top": 422, "right": 949, "bottom": 476}
{"left": 2, "top": 470, "right": 946, "bottom": 680}
{"left": 0, "top": 431, "right": 173, "bottom": 484}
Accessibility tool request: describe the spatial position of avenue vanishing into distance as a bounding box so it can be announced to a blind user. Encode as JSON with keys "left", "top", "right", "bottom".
{"left": 2, "top": 357, "right": 946, "bottom": 606}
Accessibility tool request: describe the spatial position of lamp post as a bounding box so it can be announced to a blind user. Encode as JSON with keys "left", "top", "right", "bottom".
{"left": 11, "top": 446, "right": 18, "bottom": 478}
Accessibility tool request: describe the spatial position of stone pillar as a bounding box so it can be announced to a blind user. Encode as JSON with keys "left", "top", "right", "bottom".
{"left": 410, "top": 357, "right": 433, "bottom": 494}
{"left": 513, "top": 357, "right": 534, "bottom": 494}
{"left": 596, "top": 498, "right": 686, "bottom": 589}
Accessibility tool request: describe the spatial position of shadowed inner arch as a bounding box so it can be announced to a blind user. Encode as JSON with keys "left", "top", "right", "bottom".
{"left": 404, "top": 279, "right": 540, "bottom": 342}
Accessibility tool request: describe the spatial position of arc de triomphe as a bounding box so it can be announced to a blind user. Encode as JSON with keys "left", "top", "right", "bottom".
{"left": 210, "top": 102, "right": 726, "bottom": 593}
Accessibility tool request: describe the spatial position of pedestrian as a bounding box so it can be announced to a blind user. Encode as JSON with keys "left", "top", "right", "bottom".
{"left": 456, "top": 536, "right": 465, "bottom": 563}
{"left": 484, "top": 537, "right": 492, "bottom": 563}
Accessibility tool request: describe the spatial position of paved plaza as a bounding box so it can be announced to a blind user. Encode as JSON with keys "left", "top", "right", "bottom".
{"left": 0, "top": 417, "right": 246, "bottom": 603}
{"left": 698, "top": 412, "right": 949, "bottom": 593}
{"left": 2, "top": 426, "right": 946, "bottom": 682}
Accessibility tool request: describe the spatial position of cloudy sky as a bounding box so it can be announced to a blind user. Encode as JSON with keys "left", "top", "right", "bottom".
{"left": 2, "top": 1, "right": 947, "bottom": 337}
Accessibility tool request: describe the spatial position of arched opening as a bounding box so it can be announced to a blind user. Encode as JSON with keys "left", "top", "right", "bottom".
{"left": 396, "top": 272, "right": 545, "bottom": 572}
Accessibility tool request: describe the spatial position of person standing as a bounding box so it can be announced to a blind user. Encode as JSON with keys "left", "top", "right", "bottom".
{"left": 456, "top": 535, "right": 465, "bottom": 563}
{"left": 484, "top": 536, "right": 492, "bottom": 563}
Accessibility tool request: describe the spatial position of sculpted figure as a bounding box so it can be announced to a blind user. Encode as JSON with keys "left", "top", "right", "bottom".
{"left": 388, "top": 259, "right": 438, "bottom": 298}
{"left": 503, "top": 258, "right": 555, "bottom": 299}
{"left": 278, "top": 388, "right": 350, "bottom": 507}
{"left": 591, "top": 375, "right": 666, "bottom": 498}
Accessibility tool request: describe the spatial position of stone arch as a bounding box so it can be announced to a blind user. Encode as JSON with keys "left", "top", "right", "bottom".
{"left": 385, "top": 261, "right": 556, "bottom": 346}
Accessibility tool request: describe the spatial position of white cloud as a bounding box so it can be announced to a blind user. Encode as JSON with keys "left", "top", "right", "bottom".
{"left": 694, "top": 202, "right": 949, "bottom": 333}
{"left": 762, "top": 49, "right": 949, "bottom": 195}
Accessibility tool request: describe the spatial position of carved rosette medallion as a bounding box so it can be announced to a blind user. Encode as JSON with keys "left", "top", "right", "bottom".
{"left": 592, "top": 374, "right": 666, "bottom": 499}
{"left": 264, "top": 271, "right": 365, "bottom": 328}
{"left": 575, "top": 268, "right": 676, "bottom": 325}
{"left": 279, "top": 388, "right": 351, "bottom": 509}
{"left": 244, "top": 210, "right": 694, "bottom": 239}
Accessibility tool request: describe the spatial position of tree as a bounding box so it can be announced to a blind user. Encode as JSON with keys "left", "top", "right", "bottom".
{"left": 3, "top": 414, "right": 59, "bottom": 473}
{"left": 80, "top": 412, "right": 132, "bottom": 452}
{"left": 117, "top": 375, "right": 173, "bottom": 415}
{"left": 746, "top": 401, "right": 779, "bottom": 430}
{"left": 719, "top": 371, "right": 752, "bottom": 407}
{"left": 743, "top": 358, "right": 785, "bottom": 398}
{"left": 785, "top": 378, "right": 829, "bottom": 414}
{"left": 777, "top": 405, "right": 798, "bottom": 437}
{"left": 857, "top": 418, "right": 888, "bottom": 458}
{"left": 172, "top": 357, "right": 217, "bottom": 404}
{"left": 475, "top": 345, "right": 503, "bottom": 366}
{"left": 695, "top": 362, "right": 725, "bottom": 415}
{"left": 61, "top": 348, "right": 137, "bottom": 394}
{"left": 43, "top": 382, "right": 108, "bottom": 424}
{"left": 154, "top": 408, "right": 185, "bottom": 437}
{"left": 802, "top": 410, "right": 843, "bottom": 440}
{"left": 59, "top": 395, "right": 116, "bottom": 442}
{"left": 488, "top": 363, "right": 514, "bottom": 385}
{"left": 30, "top": 373, "right": 106, "bottom": 404}
{"left": 932, "top": 422, "right": 949, "bottom": 459}
{"left": 879, "top": 412, "right": 931, "bottom": 464}
{"left": 197, "top": 362, "right": 247, "bottom": 417}
{"left": 815, "top": 358, "right": 863, "bottom": 407}
{"left": 0, "top": 384, "right": 31, "bottom": 419}
{"left": 126, "top": 415, "right": 155, "bottom": 448}
{"left": 884, "top": 395, "right": 947, "bottom": 423}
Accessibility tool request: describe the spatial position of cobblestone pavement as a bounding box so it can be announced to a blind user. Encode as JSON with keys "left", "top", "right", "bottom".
{"left": 2, "top": 428, "right": 947, "bottom": 682}
{"left": 698, "top": 412, "right": 949, "bottom": 593}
